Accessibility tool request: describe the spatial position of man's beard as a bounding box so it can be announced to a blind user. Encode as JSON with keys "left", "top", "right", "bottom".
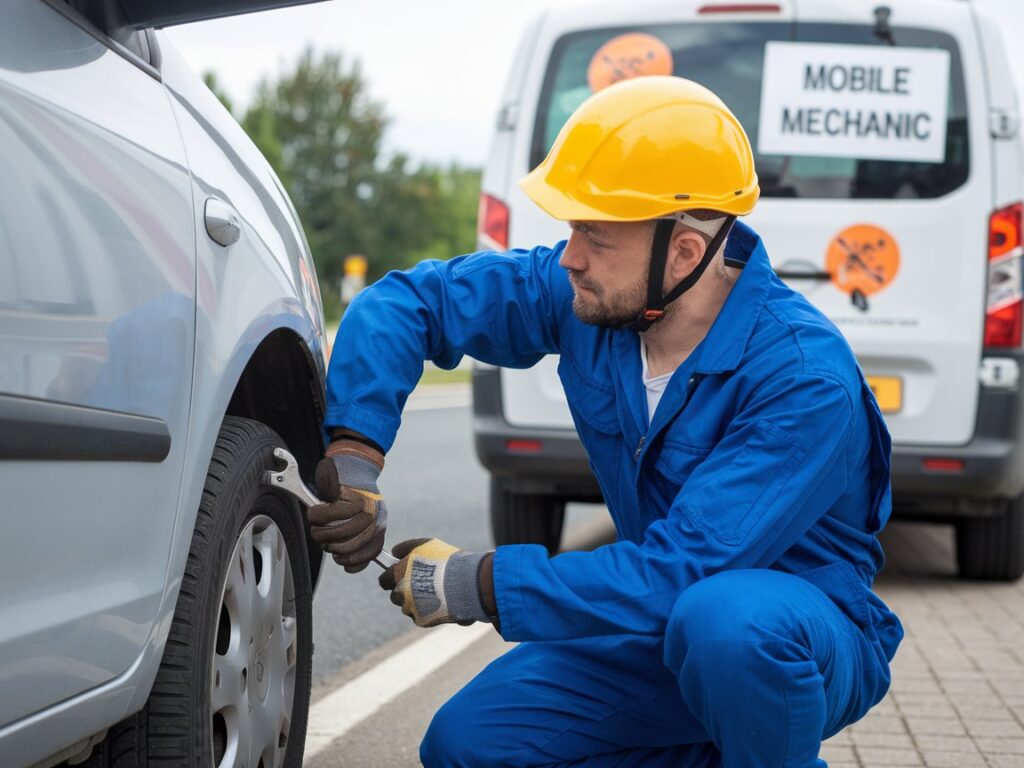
{"left": 568, "top": 270, "right": 648, "bottom": 330}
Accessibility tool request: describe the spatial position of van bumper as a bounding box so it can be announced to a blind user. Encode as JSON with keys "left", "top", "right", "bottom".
{"left": 892, "top": 354, "right": 1024, "bottom": 518}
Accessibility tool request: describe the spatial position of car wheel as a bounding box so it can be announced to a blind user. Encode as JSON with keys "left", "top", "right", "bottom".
{"left": 956, "top": 495, "right": 1024, "bottom": 581}
{"left": 84, "top": 416, "right": 313, "bottom": 767}
{"left": 490, "top": 478, "right": 565, "bottom": 555}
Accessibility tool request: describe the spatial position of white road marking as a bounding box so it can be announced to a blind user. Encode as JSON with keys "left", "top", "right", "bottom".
{"left": 303, "top": 622, "right": 493, "bottom": 759}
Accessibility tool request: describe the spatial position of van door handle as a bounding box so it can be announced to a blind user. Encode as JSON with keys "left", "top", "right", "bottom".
{"left": 774, "top": 260, "right": 831, "bottom": 281}
{"left": 775, "top": 270, "right": 832, "bottom": 281}
{"left": 204, "top": 197, "right": 241, "bottom": 247}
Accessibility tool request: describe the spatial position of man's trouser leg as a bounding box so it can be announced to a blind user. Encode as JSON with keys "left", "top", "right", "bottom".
{"left": 420, "top": 633, "right": 717, "bottom": 767}
{"left": 421, "top": 569, "right": 891, "bottom": 767}
{"left": 664, "top": 568, "right": 892, "bottom": 767}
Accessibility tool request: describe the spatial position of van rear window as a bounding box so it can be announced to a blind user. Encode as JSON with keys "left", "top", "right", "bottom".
{"left": 532, "top": 23, "right": 969, "bottom": 200}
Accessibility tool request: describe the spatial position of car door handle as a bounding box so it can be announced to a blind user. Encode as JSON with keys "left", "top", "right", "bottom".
{"left": 204, "top": 197, "right": 241, "bottom": 247}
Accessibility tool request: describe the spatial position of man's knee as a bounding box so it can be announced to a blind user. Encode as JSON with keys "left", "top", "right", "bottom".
{"left": 663, "top": 570, "right": 807, "bottom": 677}
{"left": 421, "top": 685, "right": 514, "bottom": 768}
{"left": 421, "top": 696, "right": 462, "bottom": 767}
{"left": 421, "top": 692, "right": 479, "bottom": 768}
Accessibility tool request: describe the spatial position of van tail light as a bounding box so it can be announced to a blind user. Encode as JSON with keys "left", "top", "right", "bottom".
{"left": 478, "top": 193, "right": 510, "bottom": 251}
{"left": 505, "top": 439, "right": 543, "bottom": 454}
{"left": 922, "top": 458, "right": 965, "bottom": 473}
{"left": 985, "top": 202, "right": 1024, "bottom": 348}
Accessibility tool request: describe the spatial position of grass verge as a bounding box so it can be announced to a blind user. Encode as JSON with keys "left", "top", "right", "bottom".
{"left": 419, "top": 367, "right": 472, "bottom": 386}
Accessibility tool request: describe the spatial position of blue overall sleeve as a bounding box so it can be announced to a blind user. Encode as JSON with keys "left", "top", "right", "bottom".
{"left": 325, "top": 246, "right": 570, "bottom": 452}
{"left": 494, "top": 373, "right": 856, "bottom": 641}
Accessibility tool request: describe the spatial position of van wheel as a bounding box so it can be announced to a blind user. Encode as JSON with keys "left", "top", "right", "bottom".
{"left": 956, "top": 496, "right": 1024, "bottom": 581}
{"left": 490, "top": 479, "right": 565, "bottom": 554}
{"left": 84, "top": 416, "right": 313, "bottom": 767}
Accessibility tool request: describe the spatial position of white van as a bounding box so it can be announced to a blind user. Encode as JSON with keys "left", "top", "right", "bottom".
{"left": 473, "top": 0, "right": 1024, "bottom": 580}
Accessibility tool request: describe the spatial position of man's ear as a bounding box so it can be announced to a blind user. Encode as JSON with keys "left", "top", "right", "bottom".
{"left": 664, "top": 227, "right": 708, "bottom": 286}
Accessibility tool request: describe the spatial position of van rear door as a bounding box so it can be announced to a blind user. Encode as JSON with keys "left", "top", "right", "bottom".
{"left": 762, "top": 0, "right": 989, "bottom": 445}
{"left": 504, "top": 0, "right": 990, "bottom": 446}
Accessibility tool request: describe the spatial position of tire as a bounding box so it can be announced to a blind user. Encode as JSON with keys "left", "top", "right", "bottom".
{"left": 956, "top": 496, "right": 1024, "bottom": 581}
{"left": 490, "top": 478, "right": 565, "bottom": 554}
{"left": 85, "top": 416, "right": 313, "bottom": 767}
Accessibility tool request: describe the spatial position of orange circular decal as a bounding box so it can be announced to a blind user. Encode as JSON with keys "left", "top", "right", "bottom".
{"left": 826, "top": 224, "right": 900, "bottom": 312}
{"left": 587, "top": 33, "right": 673, "bottom": 93}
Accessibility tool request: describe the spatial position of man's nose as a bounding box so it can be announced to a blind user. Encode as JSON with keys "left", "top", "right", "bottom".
{"left": 560, "top": 232, "right": 586, "bottom": 271}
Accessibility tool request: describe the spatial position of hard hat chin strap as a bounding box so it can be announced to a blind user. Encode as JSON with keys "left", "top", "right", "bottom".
{"left": 631, "top": 214, "right": 737, "bottom": 332}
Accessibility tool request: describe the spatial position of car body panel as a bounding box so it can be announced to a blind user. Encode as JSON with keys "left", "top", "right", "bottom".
{"left": 0, "top": 10, "right": 326, "bottom": 767}
{"left": 0, "top": 0, "right": 196, "bottom": 728}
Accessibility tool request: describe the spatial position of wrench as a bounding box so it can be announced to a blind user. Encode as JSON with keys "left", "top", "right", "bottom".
{"left": 263, "top": 447, "right": 399, "bottom": 569}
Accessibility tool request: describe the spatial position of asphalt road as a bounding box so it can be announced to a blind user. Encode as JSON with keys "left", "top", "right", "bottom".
{"left": 309, "top": 397, "right": 607, "bottom": 686}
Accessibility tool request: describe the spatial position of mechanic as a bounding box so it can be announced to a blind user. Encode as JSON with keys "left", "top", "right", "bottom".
{"left": 308, "top": 76, "right": 903, "bottom": 766}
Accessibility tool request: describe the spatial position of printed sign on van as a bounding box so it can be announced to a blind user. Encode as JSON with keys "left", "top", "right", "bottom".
{"left": 826, "top": 224, "right": 900, "bottom": 312}
{"left": 757, "top": 42, "right": 950, "bottom": 163}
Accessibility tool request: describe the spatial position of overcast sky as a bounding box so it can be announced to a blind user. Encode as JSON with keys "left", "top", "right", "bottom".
{"left": 165, "top": 0, "right": 581, "bottom": 167}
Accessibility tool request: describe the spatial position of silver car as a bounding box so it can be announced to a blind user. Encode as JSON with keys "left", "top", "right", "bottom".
{"left": 1, "top": 1, "right": 328, "bottom": 766}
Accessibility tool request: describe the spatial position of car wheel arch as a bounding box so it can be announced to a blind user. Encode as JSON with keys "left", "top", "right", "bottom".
{"left": 224, "top": 327, "right": 327, "bottom": 587}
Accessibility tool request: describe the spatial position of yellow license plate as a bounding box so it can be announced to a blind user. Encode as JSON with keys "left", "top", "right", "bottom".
{"left": 866, "top": 376, "right": 903, "bottom": 413}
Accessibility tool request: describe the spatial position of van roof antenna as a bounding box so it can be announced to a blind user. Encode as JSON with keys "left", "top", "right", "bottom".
{"left": 873, "top": 6, "right": 895, "bottom": 46}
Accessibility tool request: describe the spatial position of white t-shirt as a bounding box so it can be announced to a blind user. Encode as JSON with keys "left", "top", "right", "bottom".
{"left": 640, "top": 341, "right": 675, "bottom": 426}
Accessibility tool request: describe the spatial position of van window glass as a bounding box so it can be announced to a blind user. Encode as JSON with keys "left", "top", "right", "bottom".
{"left": 532, "top": 23, "right": 969, "bottom": 200}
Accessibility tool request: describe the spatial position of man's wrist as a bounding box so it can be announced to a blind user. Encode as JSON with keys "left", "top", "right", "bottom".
{"left": 326, "top": 434, "right": 384, "bottom": 470}
{"left": 329, "top": 428, "right": 385, "bottom": 457}
{"left": 478, "top": 551, "right": 498, "bottom": 620}
{"left": 435, "top": 550, "right": 490, "bottom": 623}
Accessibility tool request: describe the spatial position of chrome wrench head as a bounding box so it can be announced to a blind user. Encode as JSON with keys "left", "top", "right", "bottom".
{"left": 263, "top": 447, "right": 398, "bottom": 569}
{"left": 264, "top": 447, "right": 320, "bottom": 508}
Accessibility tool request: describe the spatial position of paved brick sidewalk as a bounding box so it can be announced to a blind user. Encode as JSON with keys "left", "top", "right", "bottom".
{"left": 823, "top": 522, "right": 1024, "bottom": 767}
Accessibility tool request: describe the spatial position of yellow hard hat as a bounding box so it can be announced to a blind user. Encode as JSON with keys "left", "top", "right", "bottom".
{"left": 520, "top": 76, "right": 759, "bottom": 222}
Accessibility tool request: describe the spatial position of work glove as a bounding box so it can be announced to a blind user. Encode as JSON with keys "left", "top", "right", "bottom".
{"left": 309, "top": 435, "right": 387, "bottom": 573}
{"left": 379, "top": 538, "right": 498, "bottom": 628}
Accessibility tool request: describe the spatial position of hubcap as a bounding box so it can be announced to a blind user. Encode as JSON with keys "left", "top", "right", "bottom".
{"left": 210, "top": 514, "right": 298, "bottom": 768}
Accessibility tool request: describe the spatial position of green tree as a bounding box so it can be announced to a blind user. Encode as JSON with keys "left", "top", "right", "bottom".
{"left": 368, "top": 157, "right": 481, "bottom": 274}
{"left": 243, "top": 48, "right": 387, "bottom": 283}
{"left": 236, "top": 48, "right": 481, "bottom": 315}
{"left": 430, "top": 165, "right": 482, "bottom": 262}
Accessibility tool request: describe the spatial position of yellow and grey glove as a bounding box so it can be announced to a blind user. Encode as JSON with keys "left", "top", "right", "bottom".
{"left": 378, "top": 538, "right": 497, "bottom": 628}
{"left": 308, "top": 436, "right": 387, "bottom": 573}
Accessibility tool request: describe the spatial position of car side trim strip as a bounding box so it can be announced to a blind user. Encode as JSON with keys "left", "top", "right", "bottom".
{"left": 0, "top": 394, "right": 171, "bottom": 462}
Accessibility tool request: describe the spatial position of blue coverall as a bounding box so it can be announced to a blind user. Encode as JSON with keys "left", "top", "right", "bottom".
{"left": 326, "top": 221, "right": 904, "bottom": 766}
